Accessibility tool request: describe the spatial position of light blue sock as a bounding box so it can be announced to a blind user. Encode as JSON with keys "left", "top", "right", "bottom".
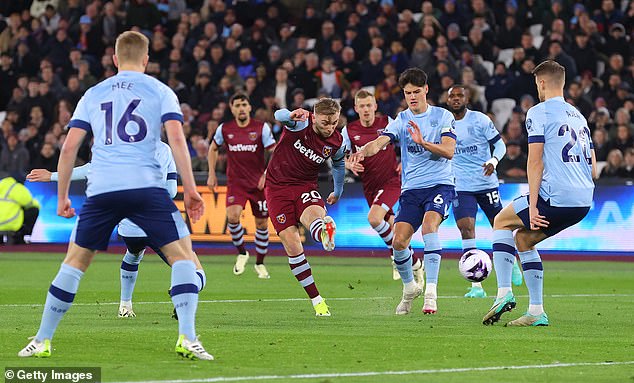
{"left": 423, "top": 233, "right": 442, "bottom": 284}
{"left": 120, "top": 250, "right": 143, "bottom": 302}
{"left": 518, "top": 249, "right": 543, "bottom": 305}
{"left": 195, "top": 269, "right": 207, "bottom": 292}
{"left": 36, "top": 264, "right": 83, "bottom": 341}
{"left": 492, "top": 230, "right": 515, "bottom": 289}
{"left": 393, "top": 248, "right": 414, "bottom": 283}
{"left": 170, "top": 260, "right": 199, "bottom": 340}
{"left": 462, "top": 238, "right": 477, "bottom": 252}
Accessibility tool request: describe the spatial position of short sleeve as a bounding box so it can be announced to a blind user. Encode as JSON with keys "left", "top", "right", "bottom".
{"left": 332, "top": 144, "right": 346, "bottom": 162}
{"left": 160, "top": 88, "right": 184, "bottom": 124}
{"left": 68, "top": 91, "right": 92, "bottom": 132}
{"left": 341, "top": 126, "right": 351, "bottom": 152}
{"left": 382, "top": 116, "right": 401, "bottom": 142}
{"left": 526, "top": 106, "right": 545, "bottom": 143}
{"left": 262, "top": 123, "right": 276, "bottom": 148}
{"left": 213, "top": 124, "right": 224, "bottom": 146}
{"left": 440, "top": 112, "right": 457, "bottom": 140}
{"left": 482, "top": 115, "right": 501, "bottom": 143}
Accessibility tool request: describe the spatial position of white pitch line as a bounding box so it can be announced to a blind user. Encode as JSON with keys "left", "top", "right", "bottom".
{"left": 2, "top": 293, "right": 633, "bottom": 308}
{"left": 111, "top": 360, "right": 634, "bottom": 383}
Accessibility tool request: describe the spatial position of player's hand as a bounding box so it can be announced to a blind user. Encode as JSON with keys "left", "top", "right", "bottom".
{"left": 57, "top": 198, "right": 75, "bottom": 218}
{"left": 407, "top": 120, "right": 426, "bottom": 145}
{"left": 289, "top": 108, "right": 310, "bottom": 122}
{"left": 482, "top": 158, "right": 498, "bottom": 176}
{"left": 326, "top": 192, "right": 339, "bottom": 205}
{"left": 529, "top": 205, "right": 549, "bottom": 231}
{"left": 184, "top": 190, "right": 205, "bottom": 223}
{"left": 345, "top": 157, "right": 364, "bottom": 176}
{"left": 27, "top": 169, "right": 52, "bottom": 182}
{"left": 348, "top": 151, "right": 365, "bottom": 166}
{"left": 207, "top": 173, "right": 217, "bottom": 191}
{"left": 257, "top": 173, "right": 266, "bottom": 190}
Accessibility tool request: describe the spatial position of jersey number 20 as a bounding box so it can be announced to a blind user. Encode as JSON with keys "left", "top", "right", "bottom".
{"left": 101, "top": 99, "right": 147, "bottom": 145}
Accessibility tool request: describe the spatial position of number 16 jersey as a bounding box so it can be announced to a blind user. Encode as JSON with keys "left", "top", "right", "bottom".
{"left": 69, "top": 70, "right": 183, "bottom": 197}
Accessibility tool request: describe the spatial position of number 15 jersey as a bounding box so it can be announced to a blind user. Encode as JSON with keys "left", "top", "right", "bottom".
{"left": 526, "top": 96, "right": 594, "bottom": 207}
{"left": 69, "top": 70, "right": 183, "bottom": 197}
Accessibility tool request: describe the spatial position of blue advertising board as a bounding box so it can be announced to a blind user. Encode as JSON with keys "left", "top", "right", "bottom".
{"left": 25, "top": 181, "right": 634, "bottom": 253}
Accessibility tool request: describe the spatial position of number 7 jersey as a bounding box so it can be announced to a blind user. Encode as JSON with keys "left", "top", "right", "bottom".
{"left": 525, "top": 96, "right": 594, "bottom": 207}
{"left": 68, "top": 70, "right": 183, "bottom": 197}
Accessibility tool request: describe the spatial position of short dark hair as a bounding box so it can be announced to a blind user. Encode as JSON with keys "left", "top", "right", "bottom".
{"left": 532, "top": 60, "right": 565, "bottom": 83}
{"left": 230, "top": 92, "right": 250, "bottom": 105}
{"left": 398, "top": 68, "right": 428, "bottom": 89}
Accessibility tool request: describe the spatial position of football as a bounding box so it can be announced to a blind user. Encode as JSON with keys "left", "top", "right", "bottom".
{"left": 459, "top": 249, "right": 493, "bottom": 282}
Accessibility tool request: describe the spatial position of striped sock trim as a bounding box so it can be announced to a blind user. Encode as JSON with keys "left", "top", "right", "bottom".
{"left": 309, "top": 219, "right": 323, "bottom": 243}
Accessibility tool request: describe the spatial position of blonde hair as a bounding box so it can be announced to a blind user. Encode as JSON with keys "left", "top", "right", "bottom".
{"left": 115, "top": 31, "right": 149, "bottom": 66}
{"left": 532, "top": 60, "right": 565, "bottom": 85}
{"left": 314, "top": 98, "right": 341, "bottom": 115}
{"left": 354, "top": 89, "right": 375, "bottom": 103}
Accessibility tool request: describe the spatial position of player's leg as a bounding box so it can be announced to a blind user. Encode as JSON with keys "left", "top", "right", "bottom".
{"left": 477, "top": 189, "right": 523, "bottom": 287}
{"left": 482, "top": 200, "right": 526, "bottom": 325}
{"left": 118, "top": 236, "right": 148, "bottom": 318}
{"left": 278, "top": 224, "right": 330, "bottom": 316}
{"left": 227, "top": 202, "right": 249, "bottom": 275}
{"left": 253, "top": 218, "right": 270, "bottom": 279}
{"left": 454, "top": 192, "right": 486, "bottom": 298}
{"left": 298, "top": 192, "right": 335, "bottom": 251}
{"left": 392, "top": 221, "right": 423, "bottom": 315}
{"left": 250, "top": 190, "right": 271, "bottom": 278}
{"left": 420, "top": 211, "right": 444, "bottom": 314}
{"left": 20, "top": 193, "right": 120, "bottom": 357}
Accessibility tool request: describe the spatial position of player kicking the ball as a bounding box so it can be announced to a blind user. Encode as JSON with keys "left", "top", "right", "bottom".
{"left": 446, "top": 85, "right": 522, "bottom": 298}
{"left": 18, "top": 31, "right": 212, "bottom": 360}
{"left": 483, "top": 60, "right": 596, "bottom": 327}
{"left": 351, "top": 68, "right": 456, "bottom": 315}
{"left": 267, "top": 99, "right": 346, "bottom": 316}
{"left": 342, "top": 89, "right": 423, "bottom": 285}
{"left": 208, "top": 93, "right": 276, "bottom": 279}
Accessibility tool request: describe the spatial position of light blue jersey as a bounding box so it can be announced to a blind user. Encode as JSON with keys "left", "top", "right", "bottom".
{"left": 453, "top": 110, "right": 503, "bottom": 192}
{"left": 68, "top": 71, "right": 183, "bottom": 197}
{"left": 526, "top": 96, "right": 594, "bottom": 207}
{"left": 382, "top": 105, "right": 456, "bottom": 191}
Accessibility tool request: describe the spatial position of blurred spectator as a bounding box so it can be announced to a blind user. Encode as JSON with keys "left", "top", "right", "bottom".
{"left": 497, "top": 140, "right": 527, "bottom": 178}
{"left": 0, "top": 133, "right": 30, "bottom": 181}
{"left": 600, "top": 149, "right": 624, "bottom": 178}
{"left": 29, "top": 142, "right": 58, "bottom": 171}
{"left": 609, "top": 125, "right": 634, "bottom": 154}
{"left": 191, "top": 139, "right": 209, "bottom": 172}
{"left": 618, "top": 148, "right": 634, "bottom": 179}
{"left": 592, "top": 128, "right": 610, "bottom": 161}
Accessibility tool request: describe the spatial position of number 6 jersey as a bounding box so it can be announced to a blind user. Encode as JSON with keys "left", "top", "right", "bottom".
{"left": 68, "top": 70, "right": 183, "bottom": 197}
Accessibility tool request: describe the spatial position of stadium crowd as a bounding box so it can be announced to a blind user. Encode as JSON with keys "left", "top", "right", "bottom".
{"left": 0, "top": 0, "right": 633, "bottom": 182}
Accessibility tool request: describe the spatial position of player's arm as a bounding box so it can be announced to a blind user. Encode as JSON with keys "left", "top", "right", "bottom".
{"left": 165, "top": 119, "right": 204, "bottom": 223}
{"left": 408, "top": 120, "right": 456, "bottom": 159}
{"left": 259, "top": 123, "right": 276, "bottom": 190}
{"left": 355, "top": 135, "right": 391, "bottom": 159}
{"left": 591, "top": 148, "right": 598, "bottom": 180}
{"left": 341, "top": 126, "right": 364, "bottom": 176}
{"left": 327, "top": 146, "right": 346, "bottom": 205}
{"left": 274, "top": 108, "right": 310, "bottom": 131}
{"left": 527, "top": 141, "right": 548, "bottom": 230}
{"left": 484, "top": 136, "right": 506, "bottom": 176}
{"left": 28, "top": 163, "right": 92, "bottom": 183}
{"left": 207, "top": 123, "right": 223, "bottom": 190}
{"left": 57, "top": 127, "right": 87, "bottom": 217}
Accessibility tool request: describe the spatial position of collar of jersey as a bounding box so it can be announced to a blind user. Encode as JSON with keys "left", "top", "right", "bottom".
{"left": 545, "top": 96, "right": 565, "bottom": 103}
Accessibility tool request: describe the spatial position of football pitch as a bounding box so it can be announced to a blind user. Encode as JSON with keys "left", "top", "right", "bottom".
{"left": 1, "top": 252, "right": 633, "bottom": 382}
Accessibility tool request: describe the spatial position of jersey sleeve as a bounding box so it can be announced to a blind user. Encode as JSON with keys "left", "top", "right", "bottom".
{"left": 341, "top": 126, "right": 351, "bottom": 153}
{"left": 213, "top": 124, "right": 224, "bottom": 146}
{"left": 68, "top": 90, "right": 92, "bottom": 132}
{"left": 381, "top": 115, "right": 401, "bottom": 143}
{"left": 440, "top": 111, "right": 457, "bottom": 140}
{"left": 262, "top": 123, "right": 276, "bottom": 148}
{"left": 160, "top": 88, "right": 184, "bottom": 124}
{"left": 274, "top": 108, "right": 309, "bottom": 131}
{"left": 482, "top": 115, "right": 502, "bottom": 143}
{"left": 526, "top": 106, "right": 546, "bottom": 143}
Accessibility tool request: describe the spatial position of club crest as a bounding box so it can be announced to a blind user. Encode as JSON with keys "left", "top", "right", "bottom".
{"left": 322, "top": 145, "right": 333, "bottom": 157}
{"left": 228, "top": 196, "right": 235, "bottom": 203}
{"left": 276, "top": 214, "right": 286, "bottom": 224}
{"left": 248, "top": 132, "right": 258, "bottom": 141}
{"left": 430, "top": 120, "right": 438, "bottom": 128}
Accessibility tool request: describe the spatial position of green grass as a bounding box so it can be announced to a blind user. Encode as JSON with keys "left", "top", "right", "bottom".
{"left": 1, "top": 252, "right": 633, "bottom": 382}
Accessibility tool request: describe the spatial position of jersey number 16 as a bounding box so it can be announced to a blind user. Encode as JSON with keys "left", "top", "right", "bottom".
{"left": 101, "top": 99, "right": 148, "bottom": 145}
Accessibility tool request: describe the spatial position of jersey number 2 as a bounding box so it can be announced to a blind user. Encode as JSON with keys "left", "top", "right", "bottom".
{"left": 101, "top": 99, "right": 148, "bottom": 145}
{"left": 558, "top": 124, "right": 591, "bottom": 165}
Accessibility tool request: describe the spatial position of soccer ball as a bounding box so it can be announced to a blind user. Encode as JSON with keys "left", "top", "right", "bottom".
{"left": 459, "top": 249, "right": 492, "bottom": 282}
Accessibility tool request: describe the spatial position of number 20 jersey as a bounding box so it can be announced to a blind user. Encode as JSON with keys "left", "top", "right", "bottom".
{"left": 525, "top": 96, "right": 594, "bottom": 207}
{"left": 69, "top": 70, "right": 183, "bottom": 197}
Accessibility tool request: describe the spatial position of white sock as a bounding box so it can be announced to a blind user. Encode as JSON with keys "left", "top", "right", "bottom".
{"left": 425, "top": 282, "right": 437, "bottom": 298}
{"left": 497, "top": 287, "right": 512, "bottom": 299}
{"left": 120, "top": 300, "right": 132, "bottom": 307}
{"left": 404, "top": 280, "right": 418, "bottom": 290}
{"left": 311, "top": 295, "right": 323, "bottom": 306}
{"left": 528, "top": 304, "right": 544, "bottom": 316}
{"left": 472, "top": 282, "right": 482, "bottom": 288}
